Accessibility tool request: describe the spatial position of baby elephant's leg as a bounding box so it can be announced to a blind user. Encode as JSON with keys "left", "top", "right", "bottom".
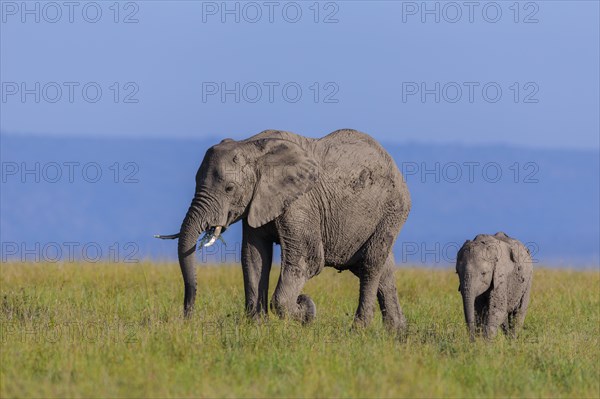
{"left": 485, "top": 292, "right": 508, "bottom": 339}
{"left": 510, "top": 287, "right": 532, "bottom": 337}
{"left": 474, "top": 296, "right": 488, "bottom": 335}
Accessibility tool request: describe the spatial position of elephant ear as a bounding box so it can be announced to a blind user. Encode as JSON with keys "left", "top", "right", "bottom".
{"left": 508, "top": 240, "right": 532, "bottom": 275}
{"left": 491, "top": 241, "right": 515, "bottom": 293}
{"left": 247, "top": 139, "right": 319, "bottom": 228}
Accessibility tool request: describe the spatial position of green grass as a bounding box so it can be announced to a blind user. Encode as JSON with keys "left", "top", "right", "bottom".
{"left": 1, "top": 263, "right": 598, "bottom": 398}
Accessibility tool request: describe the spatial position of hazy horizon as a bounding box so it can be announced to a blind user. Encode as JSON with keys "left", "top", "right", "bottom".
{"left": 2, "top": 130, "right": 599, "bottom": 153}
{"left": 2, "top": 133, "right": 598, "bottom": 266}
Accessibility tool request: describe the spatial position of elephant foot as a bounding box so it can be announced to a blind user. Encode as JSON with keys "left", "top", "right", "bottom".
{"left": 468, "top": 331, "right": 476, "bottom": 342}
{"left": 383, "top": 313, "right": 408, "bottom": 335}
{"left": 246, "top": 309, "right": 269, "bottom": 323}
{"left": 271, "top": 294, "right": 316, "bottom": 324}
{"left": 297, "top": 294, "right": 316, "bottom": 324}
{"left": 352, "top": 312, "right": 374, "bottom": 330}
{"left": 483, "top": 325, "right": 499, "bottom": 340}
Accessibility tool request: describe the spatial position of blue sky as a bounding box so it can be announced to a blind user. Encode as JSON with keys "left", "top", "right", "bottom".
{"left": 1, "top": 1, "right": 599, "bottom": 149}
{"left": 1, "top": 1, "right": 599, "bottom": 266}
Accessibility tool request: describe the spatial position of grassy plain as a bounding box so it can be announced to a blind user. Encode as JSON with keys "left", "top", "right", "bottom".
{"left": 1, "top": 263, "right": 598, "bottom": 398}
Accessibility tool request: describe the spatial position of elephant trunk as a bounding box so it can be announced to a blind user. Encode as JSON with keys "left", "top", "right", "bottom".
{"left": 177, "top": 195, "right": 209, "bottom": 317}
{"left": 462, "top": 289, "right": 476, "bottom": 341}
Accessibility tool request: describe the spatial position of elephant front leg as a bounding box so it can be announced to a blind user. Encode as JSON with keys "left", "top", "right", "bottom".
{"left": 241, "top": 222, "right": 273, "bottom": 320}
{"left": 271, "top": 261, "right": 317, "bottom": 324}
{"left": 484, "top": 290, "right": 508, "bottom": 339}
{"left": 270, "top": 216, "right": 324, "bottom": 324}
{"left": 509, "top": 286, "right": 532, "bottom": 337}
{"left": 474, "top": 295, "right": 489, "bottom": 335}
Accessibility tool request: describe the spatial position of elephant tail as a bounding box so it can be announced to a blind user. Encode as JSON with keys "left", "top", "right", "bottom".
{"left": 154, "top": 233, "right": 180, "bottom": 239}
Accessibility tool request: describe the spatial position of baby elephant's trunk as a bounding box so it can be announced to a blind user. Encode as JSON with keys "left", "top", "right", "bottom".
{"left": 462, "top": 291, "right": 476, "bottom": 341}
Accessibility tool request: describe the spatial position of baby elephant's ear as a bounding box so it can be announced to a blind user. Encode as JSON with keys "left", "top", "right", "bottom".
{"left": 492, "top": 240, "right": 518, "bottom": 291}
{"left": 248, "top": 139, "right": 319, "bottom": 228}
{"left": 509, "top": 242, "right": 532, "bottom": 268}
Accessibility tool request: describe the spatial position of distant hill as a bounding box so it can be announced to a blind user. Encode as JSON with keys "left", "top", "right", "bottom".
{"left": 1, "top": 133, "right": 598, "bottom": 267}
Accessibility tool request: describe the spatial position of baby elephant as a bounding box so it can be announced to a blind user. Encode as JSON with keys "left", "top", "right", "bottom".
{"left": 456, "top": 232, "right": 533, "bottom": 340}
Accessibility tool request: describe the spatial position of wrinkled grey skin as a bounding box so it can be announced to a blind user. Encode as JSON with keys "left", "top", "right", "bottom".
{"left": 456, "top": 232, "right": 533, "bottom": 340}
{"left": 158, "top": 129, "right": 411, "bottom": 332}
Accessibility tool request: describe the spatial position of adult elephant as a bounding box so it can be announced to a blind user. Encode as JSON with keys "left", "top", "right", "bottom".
{"left": 156, "top": 129, "right": 411, "bottom": 332}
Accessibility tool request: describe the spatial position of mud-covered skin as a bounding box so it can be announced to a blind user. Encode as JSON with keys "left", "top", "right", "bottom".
{"left": 170, "top": 129, "right": 411, "bottom": 332}
{"left": 456, "top": 232, "right": 533, "bottom": 340}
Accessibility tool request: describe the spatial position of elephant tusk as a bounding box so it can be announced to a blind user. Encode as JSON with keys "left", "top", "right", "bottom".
{"left": 203, "top": 226, "right": 222, "bottom": 247}
{"left": 154, "top": 233, "right": 180, "bottom": 239}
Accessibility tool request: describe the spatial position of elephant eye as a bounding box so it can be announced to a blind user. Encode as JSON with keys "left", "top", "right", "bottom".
{"left": 225, "top": 183, "right": 236, "bottom": 193}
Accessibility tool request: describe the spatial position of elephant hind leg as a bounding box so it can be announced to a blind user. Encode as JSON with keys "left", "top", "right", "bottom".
{"left": 376, "top": 255, "right": 407, "bottom": 333}
{"left": 354, "top": 218, "right": 401, "bottom": 329}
